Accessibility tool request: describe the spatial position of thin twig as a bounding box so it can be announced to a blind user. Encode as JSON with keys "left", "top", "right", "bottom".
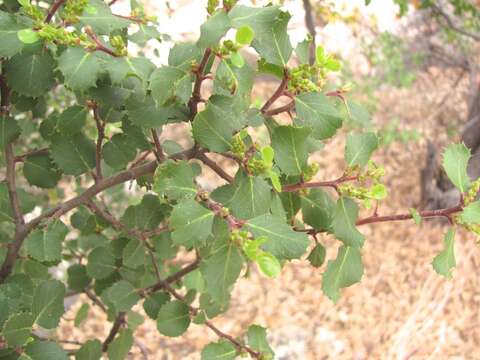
{"left": 196, "top": 152, "right": 233, "bottom": 183}
{"left": 0, "top": 147, "right": 197, "bottom": 283}
{"left": 188, "top": 48, "right": 212, "bottom": 117}
{"left": 263, "top": 101, "right": 294, "bottom": 117}
{"left": 151, "top": 129, "right": 165, "bottom": 162}
{"left": 85, "top": 288, "right": 107, "bottom": 312}
{"left": 431, "top": 4, "right": 480, "bottom": 42}
{"left": 92, "top": 105, "right": 105, "bottom": 182}
{"left": 14, "top": 147, "right": 50, "bottom": 162}
{"left": 102, "top": 312, "right": 126, "bottom": 351}
{"left": 84, "top": 26, "right": 119, "bottom": 57}
{"left": 282, "top": 176, "right": 358, "bottom": 192}
{"left": 45, "top": 0, "right": 66, "bottom": 23}
{"left": 302, "top": 0, "right": 317, "bottom": 65}
{"left": 260, "top": 70, "right": 290, "bottom": 113}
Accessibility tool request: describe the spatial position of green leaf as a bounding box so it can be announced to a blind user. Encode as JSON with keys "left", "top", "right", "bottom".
{"left": 214, "top": 58, "right": 254, "bottom": 96}
{"left": 32, "top": 280, "right": 66, "bottom": 329}
{"left": 74, "top": 303, "right": 89, "bottom": 327}
{"left": 170, "top": 199, "right": 214, "bottom": 247}
{"left": 345, "top": 100, "right": 372, "bottom": 129}
{"left": 271, "top": 126, "right": 311, "bottom": 176}
{"left": 295, "top": 92, "right": 343, "bottom": 140}
{"left": 17, "top": 28, "right": 39, "bottom": 44}
{"left": 24, "top": 341, "right": 68, "bottom": 360}
{"left": 121, "top": 194, "right": 167, "bottom": 231}
{"left": 332, "top": 197, "right": 365, "bottom": 248}
{"left": 156, "top": 300, "right": 190, "bottom": 337}
{"left": 201, "top": 341, "right": 237, "bottom": 360}
{"left": 102, "top": 134, "right": 137, "bottom": 170}
{"left": 2, "top": 312, "right": 34, "bottom": 347}
{"left": 153, "top": 160, "right": 199, "bottom": 201}
{"left": 0, "top": 183, "right": 35, "bottom": 223}
{"left": 128, "top": 25, "right": 161, "bottom": 45}
{"left": 143, "top": 292, "right": 170, "bottom": 320}
{"left": 57, "top": 47, "right": 103, "bottom": 91}
{"left": 24, "top": 220, "right": 68, "bottom": 262}
{"left": 57, "top": 105, "right": 88, "bottom": 135}
{"left": 0, "top": 115, "right": 21, "bottom": 147}
{"left": 78, "top": 0, "right": 131, "bottom": 34}
{"left": 442, "top": 143, "right": 471, "bottom": 193}
{"left": 211, "top": 171, "right": 272, "bottom": 220}
{"left": 301, "top": 189, "right": 335, "bottom": 231}
{"left": 125, "top": 92, "right": 187, "bottom": 128}
{"left": 256, "top": 252, "right": 281, "bottom": 278}
{"left": 229, "top": 5, "right": 292, "bottom": 66}
{"left": 168, "top": 42, "right": 204, "bottom": 71}
{"left": 23, "top": 153, "right": 61, "bottom": 189}
{"left": 184, "top": 270, "right": 205, "bottom": 292}
{"left": 459, "top": 200, "right": 480, "bottom": 224}
{"left": 198, "top": 10, "right": 231, "bottom": 48}
{"left": 308, "top": 243, "right": 326, "bottom": 268}
{"left": 102, "top": 280, "right": 140, "bottom": 312}
{"left": 5, "top": 52, "right": 55, "bottom": 98}
{"left": 192, "top": 96, "right": 248, "bottom": 152}
{"left": 75, "top": 340, "right": 102, "bottom": 360}
{"left": 247, "top": 325, "right": 274, "bottom": 359}
{"left": 245, "top": 214, "right": 310, "bottom": 260}
{"left": 107, "top": 329, "right": 133, "bottom": 360}
{"left": 50, "top": 133, "right": 96, "bottom": 176}
{"left": 122, "top": 238, "right": 145, "bottom": 268}
{"left": 200, "top": 240, "right": 243, "bottom": 304}
{"left": 0, "top": 11, "right": 24, "bottom": 57}
{"left": 322, "top": 246, "right": 364, "bottom": 303}
{"left": 149, "top": 66, "right": 190, "bottom": 106}
{"left": 432, "top": 228, "right": 456, "bottom": 278}
{"left": 345, "top": 132, "right": 378, "bottom": 167}
{"left": 106, "top": 56, "right": 155, "bottom": 85}
{"left": 86, "top": 246, "right": 117, "bottom": 280}
{"left": 236, "top": 25, "right": 255, "bottom": 45}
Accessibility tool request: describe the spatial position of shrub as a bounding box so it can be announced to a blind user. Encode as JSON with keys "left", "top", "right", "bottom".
{"left": 0, "top": 0, "right": 478, "bottom": 359}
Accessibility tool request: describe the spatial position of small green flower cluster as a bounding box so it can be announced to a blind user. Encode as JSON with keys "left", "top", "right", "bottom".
{"left": 288, "top": 64, "right": 322, "bottom": 93}
{"left": 18, "top": 0, "right": 44, "bottom": 22}
{"left": 36, "top": 24, "right": 91, "bottom": 47}
{"left": 463, "top": 178, "right": 480, "bottom": 206}
{"left": 340, "top": 161, "right": 387, "bottom": 208}
{"left": 110, "top": 35, "right": 128, "bottom": 56}
{"left": 230, "top": 132, "right": 247, "bottom": 157}
{"left": 62, "top": 0, "right": 89, "bottom": 24}
{"left": 303, "top": 163, "right": 320, "bottom": 182}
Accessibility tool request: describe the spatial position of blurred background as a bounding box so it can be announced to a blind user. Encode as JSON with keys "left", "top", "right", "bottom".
{"left": 60, "top": 1, "right": 480, "bottom": 358}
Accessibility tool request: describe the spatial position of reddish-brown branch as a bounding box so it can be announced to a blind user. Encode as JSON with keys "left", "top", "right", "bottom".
{"left": 282, "top": 176, "right": 358, "bottom": 193}
{"left": 196, "top": 152, "right": 233, "bottom": 183}
{"left": 151, "top": 129, "right": 165, "bottom": 162}
{"left": 0, "top": 147, "right": 197, "bottom": 283}
{"left": 188, "top": 48, "right": 212, "bottom": 117}
{"left": 146, "top": 277, "right": 261, "bottom": 359}
{"left": 45, "top": 0, "right": 66, "bottom": 23}
{"left": 144, "top": 259, "right": 201, "bottom": 294}
{"left": 198, "top": 192, "right": 245, "bottom": 230}
{"left": 356, "top": 204, "right": 463, "bottom": 226}
{"left": 84, "top": 26, "right": 119, "bottom": 57}
{"left": 263, "top": 101, "right": 294, "bottom": 117}
{"left": 14, "top": 147, "right": 50, "bottom": 163}
{"left": 260, "top": 70, "right": 290, "bottom": 113}
{"left": 92, "top": 105, "right": 105, "bottom": 182}
{"left": 102, "top": 312, "right": 126, "bottom": 351}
